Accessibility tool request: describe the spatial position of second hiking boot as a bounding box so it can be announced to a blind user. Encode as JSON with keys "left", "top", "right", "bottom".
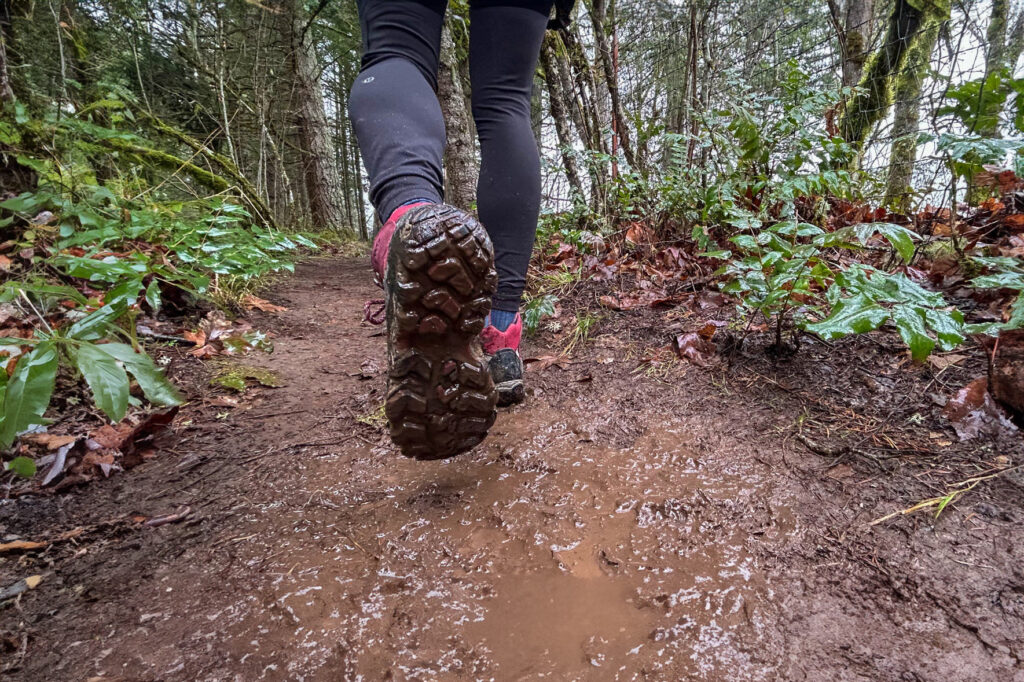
{"left": 481, "top": 313, "right": 525, "bottom": 406}
{"left": 383, "top": 203, "right": 499, "bottom": 460}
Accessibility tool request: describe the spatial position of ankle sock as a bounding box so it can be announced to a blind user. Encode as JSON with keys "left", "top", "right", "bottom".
{"left": 487, "top": 309, "right": 518, "bottom": 332}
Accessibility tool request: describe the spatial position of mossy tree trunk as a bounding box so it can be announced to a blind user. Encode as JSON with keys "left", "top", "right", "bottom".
{"left": 839, "top": 0, "right": 924, "bottom": 149}
{"left": 884, "top": 19, "right": 940, "bottom": 211}
{"left": 978, "top": 0, "right": 1024, "bottom": 139}
{"left": 839, "top": 0, "right": 949, "bottom": 162}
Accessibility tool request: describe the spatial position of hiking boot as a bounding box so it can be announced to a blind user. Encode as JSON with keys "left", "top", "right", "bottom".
{"left": 380, "top": 203, "right": 499, "bottom": 460}
{"left": 481, "top": 313, "right": 525, "bottom": 406}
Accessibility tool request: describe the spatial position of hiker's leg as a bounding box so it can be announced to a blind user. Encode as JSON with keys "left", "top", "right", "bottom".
{"left": 469, "top": 1, "right": 553, "bottom": 318}
{"left": 349, "top": 0, "right": 448, "bottom": 220}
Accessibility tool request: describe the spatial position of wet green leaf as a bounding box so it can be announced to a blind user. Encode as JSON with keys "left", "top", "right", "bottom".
{"left": 891, "top": 305, "right": 934, "bottom": 362}
{"left": 94, "top": 343, "right": 182, "bottom": 407}
{"left": 6, "top": 456, "right": 36, "bottom": 478}
{"left": 803, "top": 294, "right": 888, "bottom": 340}
{"left": 0, "top": 342, "right": 58, "bottom": 448}
{"left": 76, "top": 342, "right": 130, "bottom": 421}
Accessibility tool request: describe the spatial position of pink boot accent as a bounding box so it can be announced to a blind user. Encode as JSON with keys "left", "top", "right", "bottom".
{"left": 370, "top": 202, "right": 431, "bottom": 286}
{"left": 481, "top": 313, "right": 523, "bottom": 355}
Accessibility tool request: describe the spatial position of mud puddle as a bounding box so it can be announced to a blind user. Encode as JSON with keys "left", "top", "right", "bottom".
{"left": 100, "top": 412, "right": 792, "bottom": 680}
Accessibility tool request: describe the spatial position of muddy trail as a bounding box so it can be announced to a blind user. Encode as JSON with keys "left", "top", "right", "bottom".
{"left": 2, "top": 256, "right": 1024, "bottom": 681}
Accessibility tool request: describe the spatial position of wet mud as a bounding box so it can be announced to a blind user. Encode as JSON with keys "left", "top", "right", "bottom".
{"left": 1, "top": 257, "right": 1022, "bottom": 681}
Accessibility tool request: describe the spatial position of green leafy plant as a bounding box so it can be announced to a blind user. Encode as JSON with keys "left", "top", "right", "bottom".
{"left": 523, "top": 294, "right": 558, "bottom": 335}
{"left": 712, "top": 217, "right": 968, "bottom": 360}
{"left": 968, "top": 255, "right": 1024, "bottom": 330}
{"left": 0, "top": 106, "right": 318, "bottom": 452}
{"left": 804, "top": 264, "right": 968, "bottom": 361}
{"left": 0, "top": 288, "right": 183, "bottom": 449}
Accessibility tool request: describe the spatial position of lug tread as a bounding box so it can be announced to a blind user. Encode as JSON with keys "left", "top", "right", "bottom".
{"left": 384, "top": 204, "right": 498, "bottom": 460}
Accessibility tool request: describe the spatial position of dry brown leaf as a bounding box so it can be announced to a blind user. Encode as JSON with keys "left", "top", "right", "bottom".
{"left": 673, "top": 332, "right": 716, "bottom": 366}
{"left": 524, "top": 355, "right": 570, "bottom": 372}
{"left": 1006, "top": 214, "right": 1024, "bottom": 231}
{"left": 89, "top": 422, "right": 134, "bottom": 450}
{"left": 183, "top": 329, "right": 206, "bottom": 348}
{"left": 697, "top": 320, "right": 727, "bottom": 340}
{"left": 927, "top": 353, "right": 967, "bottom": 371}
{"left": 242, "top": 294, "right": 288, "bottom": 313}
{"left": 21, "top": 433, "right": 77, "bottom": 450}
{"left": 943, "top": 378, "right": 1018, "bottom": 441}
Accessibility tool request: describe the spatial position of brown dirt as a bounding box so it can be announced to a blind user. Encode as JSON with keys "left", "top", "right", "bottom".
{"left": 1, "top": 256, "right": 1023, "bottom": 681}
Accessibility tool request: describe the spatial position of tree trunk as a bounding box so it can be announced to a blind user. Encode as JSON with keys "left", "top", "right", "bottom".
{"left": 884, "top": 19, "right": 940, "bottom": 212}
{"left": 289, "top": 0, "right": 345, "bottom": 231}
{"left": 838, "top": 0, "right": 930, "bottom": 152}
{"left": 553, "top": 28, "right": 607, "bottom": 210}
{"left": 843, "top": 0, "right": 875, "bottom": 89}
{"left": 438, "top": 21, "right": 477, "bottom": 211}
{"left": 985, "top": 0, "right": 1009, "bottom": 78}
{"left": 539, "top": 34, "right": 585, "bottom": 200}
{"left": 588, "top": 0, "right": 637, "bottom": 170}
{"left": 0, "top": 0, "right": 13, "bottom": 104}
{"left": 978, "top": 1, "right": 1024, "bottom": 138}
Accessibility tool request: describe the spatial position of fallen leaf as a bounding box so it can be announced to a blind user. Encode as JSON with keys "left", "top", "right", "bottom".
{"left": 524, "top": 355, "right": 570, "bottom": 372}
{"left": 625, "top": 222, "right": 654, "bottom": 246}
{"left": 89, "top": 422, "right": 134, "bottom": 450}
{"left": 21, "top": 433, "right": 77, "bottom": 450}
{"left": 242, "top": 295, "right": 288, "bottom": 313}
{"left": 1005, "top": 214, "right": 1024, "bottom": 231}
{"left": 80, "top": 451, "right": 117, "bottom": 478}
{"left": 943, "top": 378, "right": 1018, "bottom": 441}
{"left": 0, "top": 575, "right": 42, "bottom": 600}
{"left": 673, "top": 333, "right": 716, "bottom": 366}
{"left": 42, "top": 440, "right": 77, "bottom": 486}
{"left": 359, "top": 358, "right": 381, "bottom": 379}
{"left": 928, "top": 353, "right": 967, "bottom": 371}
{"left": 184, "top": 329, "right": 206, "bottom": 348}
{"left": 697, "top": 320, "right": 727, "bottom": 340}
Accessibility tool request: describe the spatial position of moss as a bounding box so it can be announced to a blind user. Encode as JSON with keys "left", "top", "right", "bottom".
{"left": 211, "top": 364, "right": 283, "bottom": 392}
{"left": 839, "top": 0, "right": 949, "bottom": 164}
{"left": 884, "top": 20, "right": 942, "bottom": 210}
{"left": 99, "top": 137, "right": 230, "bottom": 192}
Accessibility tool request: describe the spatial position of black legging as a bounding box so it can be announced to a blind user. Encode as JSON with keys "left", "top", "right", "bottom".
{"left": 349, "top": 0, "right": 553, "bottom": 313}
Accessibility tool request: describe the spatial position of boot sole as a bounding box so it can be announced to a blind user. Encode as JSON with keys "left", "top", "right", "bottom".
{"left": 384, "top": 204, "right": 498, "bottom": 460}
{"left": 495, "top": 380, "right": 525, "bottom": 407}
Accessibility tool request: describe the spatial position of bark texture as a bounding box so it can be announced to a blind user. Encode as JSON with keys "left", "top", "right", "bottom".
{"left": 842, "top": 0, "right": 875, "bottom": 88}
{"left": 884, "top": 19, "right": 940, "bottom": 211}
{"left": 438, "top": 22, "right": 478, "bottom": 211}
{"left": 290, "top": 0, "right": 345, "bottom": 231}
{"left": 838, "top": 0, "right": 931, "bottom": 151}
{"left": 539, "top": 33, "right": 584, "bottom": 199}
{"left": 588, "top": 0, "right": 637, "bottom": 170}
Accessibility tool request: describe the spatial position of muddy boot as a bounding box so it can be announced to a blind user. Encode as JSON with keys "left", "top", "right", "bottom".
{"left": 379, "top": 203, "right": 499, "bottom": 460}
{"left": 481, "top": 313, "right": 525, "bottom": 406}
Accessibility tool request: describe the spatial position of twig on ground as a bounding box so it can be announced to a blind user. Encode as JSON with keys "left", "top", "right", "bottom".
{"left": 869, "top": 465, "right": 1022, "bottom": 526}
